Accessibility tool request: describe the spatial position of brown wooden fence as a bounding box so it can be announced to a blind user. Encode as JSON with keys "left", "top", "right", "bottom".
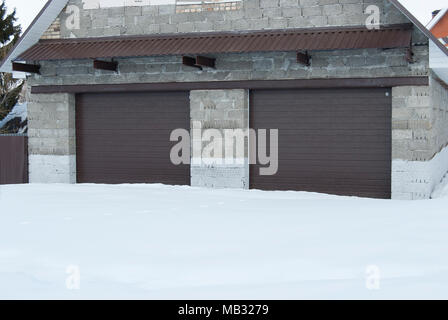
{"left": 0, "top": 135, "right": 28, "bottom": 184}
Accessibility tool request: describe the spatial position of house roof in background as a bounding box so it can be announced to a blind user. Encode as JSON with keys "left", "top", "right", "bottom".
{"left": 388, "top": 0, "right": 448, "bottom": 56}
{"left": 426, "top": 8, "right": 448, "bottom": 30}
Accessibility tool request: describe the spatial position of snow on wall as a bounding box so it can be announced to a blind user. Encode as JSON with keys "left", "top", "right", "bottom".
{"left": 29, "top": 155, "right": 76, "bottom": 184}
{"left": 392, "top": 145, "right": 448, "bottom": 200}
{"left": 191, "top": 159, "right": 249, "bottom": 189}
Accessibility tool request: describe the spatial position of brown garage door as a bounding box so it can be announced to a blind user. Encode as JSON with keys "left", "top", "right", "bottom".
{"left": 250, "top": 88, "right": 391, "bottom": 199}
{"left": 76, "top": 91, "right": 190, "bottom": 185}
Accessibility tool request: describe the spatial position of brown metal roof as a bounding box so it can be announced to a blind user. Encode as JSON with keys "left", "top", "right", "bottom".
{"left": 17, "top": 24, "right": 413, "bottom": 61}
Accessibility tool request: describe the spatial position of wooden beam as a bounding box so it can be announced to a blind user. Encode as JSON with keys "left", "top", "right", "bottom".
{"left": 297, "top": 51, "right": 310, "bottom": 66}
{"left": 12, "top": 62, "right": 40, "bottom": 74}
{"left": 195, "top": 56, "right": 216, "bottom": 69}
{"left": 182, "top": 56, "right": 216, "bottom": 69}
{"left": 182, "top": 56, "right": 202, "bottom": 70}
{"left": 31, "top": 77, "right": 430, "bottom": 94}
{"left": 93, "top": 59, "right": 118, "bottom": 72}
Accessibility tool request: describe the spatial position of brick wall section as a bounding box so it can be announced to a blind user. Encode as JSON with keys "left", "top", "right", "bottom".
{"left": 28, "top": 93, "right": 76, "bottom": 156}
{"left": 391, "top": 73, "right": 448, "bottom": 199}
{"left": 430, "top": 75, "right": 448, "bottom": 155}
{"left": 190, "top": 89, "right": 249, "bottom": 189}
{"left": 41, "top": 18, "right": 61, "bottom": 40}
{"left": 392, "top": 75, "right": 448, "bottom": 163}
{"left": 27, "top": 93, "right": 76, "bottom": 183}
{"left": 176, "top": 0, "right": 243, "bottom": 13}
{"left": 58, "top": 0, "right": 410, "bottom": 38}
{"left": 392, "top": 86, "right": 432, "bottom": 162}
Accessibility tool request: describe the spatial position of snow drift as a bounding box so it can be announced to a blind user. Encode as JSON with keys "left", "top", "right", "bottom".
{"left": 0, "top": 183, "right": 448, "bottom": 299}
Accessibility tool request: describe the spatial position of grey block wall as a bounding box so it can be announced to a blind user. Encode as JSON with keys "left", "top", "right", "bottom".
{"left": 190, "top": 89, "right": 249, "bottom": 189}
{"left": 29, "top": 46, "right": 429, "bottom": 87}
{"left": 391, "top": 73, "right": 448, "bottom": 200}
{"left": 58, "top": 0, "right": 410, "bottom": 39}
{"left": 27, "top": 93, "right": 76, "bottom": 183}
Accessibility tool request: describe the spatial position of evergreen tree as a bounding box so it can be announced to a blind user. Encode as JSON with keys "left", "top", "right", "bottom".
{"left": 0, "top": 0, "right": 22, "bottom": 125}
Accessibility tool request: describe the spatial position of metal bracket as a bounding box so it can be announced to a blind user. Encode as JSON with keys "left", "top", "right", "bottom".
{"left": 12, "top": 62, "right": 41, "bottom": 74}
{"left": 297, "top": 51, "right": 311, "bottom": 66}
{"left": 93, "top": 59, "right": 118, "bottom": 72}
{"left": 182, "top": 56, "right": 216, "bottom": 70}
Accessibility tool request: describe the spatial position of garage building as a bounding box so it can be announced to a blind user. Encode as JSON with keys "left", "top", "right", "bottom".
{"left": 1, "top": 0, "right": 448, "bottom": 200}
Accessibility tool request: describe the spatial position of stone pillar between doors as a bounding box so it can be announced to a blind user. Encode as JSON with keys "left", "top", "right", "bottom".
{"left": 190, "top": 89, "right": 249, "bottom": 189}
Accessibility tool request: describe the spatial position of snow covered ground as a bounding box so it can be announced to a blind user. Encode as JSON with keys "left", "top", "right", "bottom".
{"left": 1, "top": 183, "right": 448, "bottom": 300}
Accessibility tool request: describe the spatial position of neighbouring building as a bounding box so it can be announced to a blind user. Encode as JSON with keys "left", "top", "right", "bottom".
{"left": 428, "top": 8, "right": 448, "bottom": 47}
{"left": 1, "top": 0, "right": 448, "bottom": 200}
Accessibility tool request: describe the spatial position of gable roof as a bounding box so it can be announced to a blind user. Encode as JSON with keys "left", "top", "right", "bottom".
{"left": 16, "top": 25, "right": 414, "bottom": 61}
{"left": 1, "top": 0, "right": 448, "bottom": 73}
{"left": 0, "top": 0, "right": 69, "bottom": 72}
{"left": 426, "top": 8, "right": 448, "bottom": 30}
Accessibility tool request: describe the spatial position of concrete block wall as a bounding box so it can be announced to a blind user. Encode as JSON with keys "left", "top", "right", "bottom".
{"left": 27, "top": 32, "right": 430, "bottom": 196}
{"left": 29, "top": 0, "right": 448, "bottom": 199}
{"left": 190, "top": 89, "right": 249, "bottom": 189}
{"left": 29, "top": 45, "right": 429, "bottom": 87}
{"left": 27, "top": 93, "right": 76, "bottom": 183}
{"left": 430, "top": 75, "right": 448, "bottom": 156}
{"left": 55, "top": 0, "right": 410, "bottom": 39}
{"left": 391, "top": 74, "right": 448, "bottom": 200}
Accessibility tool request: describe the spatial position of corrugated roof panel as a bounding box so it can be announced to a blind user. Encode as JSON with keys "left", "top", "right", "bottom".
{"left": 16, "top": 25, "right": 414, "bottom": 61}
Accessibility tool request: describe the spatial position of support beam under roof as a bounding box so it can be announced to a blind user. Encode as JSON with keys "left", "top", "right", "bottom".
{"left": 12, "top": 62, "right": 40, "bottom": 74}
{"left": 93, "top": 60, "right": 118, "bottom": 72}
{"left": 297, "top": 51, "right": 310, "bottom": 66}
{"left": 182, "top": 56, "right": 216, "bottom": 70}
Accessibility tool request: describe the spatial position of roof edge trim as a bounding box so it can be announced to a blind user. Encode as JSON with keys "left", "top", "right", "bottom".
{"left": 0, "top": 0, "right": 69, "bottom": 73}
{"left": 426, "top": 8, "right": 448, "bottom": 30}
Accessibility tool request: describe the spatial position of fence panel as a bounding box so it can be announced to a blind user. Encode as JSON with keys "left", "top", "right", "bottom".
{"left": 0, "top": 135, "right": 28, "bottom": 184}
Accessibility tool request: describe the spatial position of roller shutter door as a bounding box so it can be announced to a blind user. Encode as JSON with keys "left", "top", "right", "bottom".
{"left": 76, "top": 91, "right": 190, "bottom": 185}
{"left": 250, "top": 88, "right": 391, "bottom": 199}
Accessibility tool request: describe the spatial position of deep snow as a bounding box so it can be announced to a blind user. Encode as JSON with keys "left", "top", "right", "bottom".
{"left": 1, "top": 183, "right": 448, "bottom": 300}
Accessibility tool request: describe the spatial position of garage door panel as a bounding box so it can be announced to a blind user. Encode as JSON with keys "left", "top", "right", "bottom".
{"left": 82, "top": 175, "right": 189, "bottom": 185}
{"left": 77, "top": 143, "right": 183, "bottom": 150}
{"left": 252, "top": 179, "right": 391, "bottom": 190}
{"left": 76, "top": 91, "right": 190, "bottom": 185}
{"left": 78, "top": 117, "right": 188, "bottom": 126}
{"left": 250, "top": 88, "right": 391, "bottom": 199}
{"left": 253, "top": 121, "right": 390, "bottom": 130}
{"left": 76, "top": 167, "right": 191, "bottom": 175}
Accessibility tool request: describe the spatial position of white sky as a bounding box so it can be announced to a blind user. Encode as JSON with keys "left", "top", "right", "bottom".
{"left": 5, "top": 0, "right": 448, "bottom": 33}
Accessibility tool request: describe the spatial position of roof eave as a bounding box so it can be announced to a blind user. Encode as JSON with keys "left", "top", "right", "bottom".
{"left": 426, "top": 8, "right": 448, "bottom": 30}
{"left": 0, "top": 0, "right": 69, "bottom": 73}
